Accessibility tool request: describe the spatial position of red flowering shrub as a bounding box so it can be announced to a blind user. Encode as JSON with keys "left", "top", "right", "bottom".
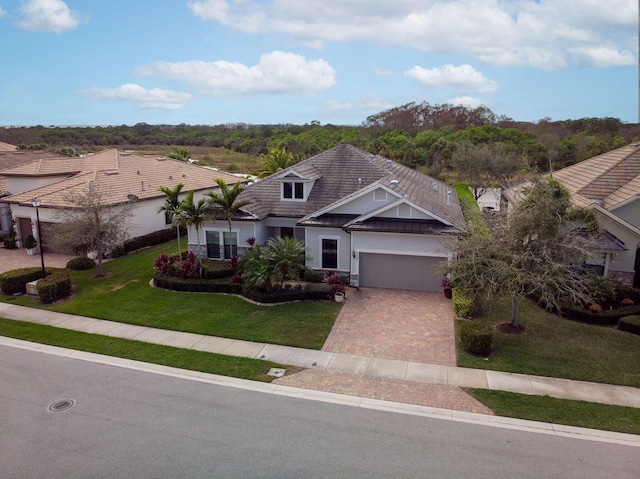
{"left": 155, "top": 251, "right": 201, "bottom": 279}
{"left": 323, "top": 271, "right": 346, "bottom": 297}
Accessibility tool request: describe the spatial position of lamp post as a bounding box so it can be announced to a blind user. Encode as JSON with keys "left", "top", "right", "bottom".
{"left": 31, "top": 197, "right": 46, "bottom": 279}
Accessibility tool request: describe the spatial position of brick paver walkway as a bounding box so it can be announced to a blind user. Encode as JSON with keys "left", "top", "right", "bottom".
{"left": 275, "top": 288, "right": 487, "bottom": 414}
{"left": 323, "top": 288, "right": 456, "bottom": 366}
{"left": 274, "top": 370, "right": 493, "bottom": 414}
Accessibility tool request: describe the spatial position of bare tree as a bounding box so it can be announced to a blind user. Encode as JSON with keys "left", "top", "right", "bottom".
{"left": 51, "top": 183, "right": 136, "bottom": 275}
{"left": 451, "top": 142, "right": 519, "bottom": 200}
{"left": 447, "top": 178, "right": 599, "bottom": 328}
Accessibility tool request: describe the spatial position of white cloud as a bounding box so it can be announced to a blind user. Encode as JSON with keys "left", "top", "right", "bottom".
{"left": 77, "top": 84, "right": 192, "bottom": 110}
{"left": 185, "top": 0, "right": 637, "bottom": 69}
{"left": 135, "top": 51, "right": 336, "bottom": 97}
{"left": 17, "top": 0, "right": 86, "bottom": 33}
{"left": 405, "top": 64, "right": 498, "bottom": 94}
{"left": 324, "top": 97, "right": 394, "bottom": 112}
{"left": 0, "top": 7, "right": 7, "bottom": 18}
{"left": 447, "top": 96, "right": 487, "bottom": 109}
{"left": 373, "top": 67, "right": 393, "bottom": 77}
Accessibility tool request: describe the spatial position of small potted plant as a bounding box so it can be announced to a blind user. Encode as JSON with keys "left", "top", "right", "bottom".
{"left": 24, "top": 234, "right": 38, "bottom": 255}
{"left": 442, "top": 276, "right": 453, "bottom": 299}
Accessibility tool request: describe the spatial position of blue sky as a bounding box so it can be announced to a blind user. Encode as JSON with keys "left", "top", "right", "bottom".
{"left": 0, "top": 0, "right": 637, "bottom": 126}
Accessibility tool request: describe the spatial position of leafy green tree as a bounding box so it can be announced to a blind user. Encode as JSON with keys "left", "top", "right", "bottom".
{"left": 257, "top": 146, "right": 297, "bottom": 178}
{"left": 447, "top": 178, "right": 599, "bottom": 328}
{"left": 205, "top": 178, "right": 252, "bottom": 234}
{"left": 178, "top": 190, "right": 208, "bottom": 264}
{"left": 158, "top": 183, "right": 185, "bottom": 254}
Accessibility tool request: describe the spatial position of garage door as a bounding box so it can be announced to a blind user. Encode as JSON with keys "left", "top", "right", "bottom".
{"left": 359, "top": 253, "right": 444, "bottom": 291}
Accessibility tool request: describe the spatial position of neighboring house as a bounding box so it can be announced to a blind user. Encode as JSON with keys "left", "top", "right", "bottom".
{"left": 188, "top": 144, "right": 467, "bottom": 291}
{"left": 1, "top": 149, "right": 244, "bottom": 252}
{"left": 474, "top": 187, "right": 501, "bottom": 211}
{"left": 504, "top": 142, "right": 640, "bottom": 288}
{"left": 0, "top": 148, "right": 66, "bottom": 235}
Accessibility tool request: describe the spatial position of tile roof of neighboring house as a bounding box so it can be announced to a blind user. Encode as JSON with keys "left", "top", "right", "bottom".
{"left": 3, "top": 149, "right": 243, "bottom": 208}
{"left": 238, "top": 144, "right": 466, "bottom": 232}
{"left": 0, "top": 150, "right": 67, "bottom": 196}
{"left": 0, "top": 141, "right": 18, "bottom": 152}
{"left": 504, "top": 142, "right": 640, "bottom": 211}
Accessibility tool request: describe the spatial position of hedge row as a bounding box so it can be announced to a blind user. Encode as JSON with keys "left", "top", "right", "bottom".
{"left": 244, "top": 284, "right": 331, "bottom": 303}
{"left": 153, "top": 273, "right": 242, "bottom": 294}
{"left": 0, "top": 267, "right": 49, "bottom": 295}
{"left": 37, "top": 269, "right": 72, "bottom": 304}
{"left": 201, "top": 260, "right": 234, "bottom": 280}
{"left": 556, "top": 302, "right": 640, "bottom": 325}
{"left": 618, "top": 315, "right": 640, "bottom": 335}
{"left": 112, "top": 226, "right": 186, "bottom": 257}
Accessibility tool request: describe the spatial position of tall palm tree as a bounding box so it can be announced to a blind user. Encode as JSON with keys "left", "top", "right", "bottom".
{"left": 178, "top": 190, "right": 208, "bottom": 261}
{"left": 257, "top": 146, "right": 297, "bottom": 178}
{"left": 205, "top": 178, "right": 252, "bottom": 235}
{"left": 158, "top": 183, "right": 184, "bottom": 254}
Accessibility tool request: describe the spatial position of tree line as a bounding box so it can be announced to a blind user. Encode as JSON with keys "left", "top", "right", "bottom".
{"left": 2, "top": 102, "right": 638, "bottom": 175}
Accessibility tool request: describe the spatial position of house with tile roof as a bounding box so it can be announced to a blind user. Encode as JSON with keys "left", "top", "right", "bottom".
{"left": 189, "top": 144, "right": 466, "bottom": 291}
{"left": 0, "top": 148, "right": 66, "bottom": 235}
{"left": 1, "top": 149, "right": 244, "bottom": 253}
{"left": 504, "top": 142, "right": 640, "bottom": 288}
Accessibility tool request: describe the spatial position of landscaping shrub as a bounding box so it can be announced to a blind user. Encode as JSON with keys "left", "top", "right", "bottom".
{"left": 618, "top": 315, "right": 640, "bottom": 336}
{"left": 111, "top": 226, "right": 186, "bottom": 257}
{"left": 301, "top": 268, "right": 324, "bottom": 283}
{"left": 66, "top": 257, "right": 96, "bottom": 271}
{"left": 244, "top": 283, "right": 331, "bottom": 303}
{"left": 555, "top": 302, "right": 640, "bottom": 325}
{"left": 452, "top": 288, "right": 475, "bottom": 318}
{"left": 202, "top": 259, "right": 234, "bottom": 279}
{"left": 153, "top": 272, "right": 242, "bottom": 294}
{"left": 2, "top": 237, "right": 17, "bottom": 249}
{"left": 460, "top": 321, "right": 493, "bottom": 356}
{"left": 0, "top": 268, "right": 47, "bottom": 295}
{"left": 37, "top": 269, "right": 72, "bottom": 304}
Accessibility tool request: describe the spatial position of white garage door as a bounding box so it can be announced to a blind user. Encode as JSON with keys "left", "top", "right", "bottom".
{"left": 359, "top": 253, "right": 444, "bottom": 291}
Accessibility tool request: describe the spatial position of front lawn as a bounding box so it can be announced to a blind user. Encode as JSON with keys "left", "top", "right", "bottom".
{"left": 1, "top": 241, "right": 341, "bottom": 350}
{"left": 456, "top": 296, "right": 640, "bottom": 387}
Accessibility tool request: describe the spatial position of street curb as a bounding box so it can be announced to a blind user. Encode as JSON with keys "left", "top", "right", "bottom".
{"left": 2, "top": 335, "right": 639, "bottom": 448}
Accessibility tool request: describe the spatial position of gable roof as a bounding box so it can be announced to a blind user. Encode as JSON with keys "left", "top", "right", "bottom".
{"left": 3, "top": 149, "right": 244, "bottom": 208}
{"left": 238, "top": 144, "right": 466, "bottom": 232}
{"left": 506, "top": 143, "right": 640, "bottom": 211}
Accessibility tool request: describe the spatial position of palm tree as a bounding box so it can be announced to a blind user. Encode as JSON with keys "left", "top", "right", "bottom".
{"left": 267, "top": 236, "right": 308, "bottom": 289}
{"left": 167, "top": 147, "right": 191, "bottom": 162}
{"left": 178, "top": 190, "right": 208, "bottom": 263}
{"left": 205, "top": 178, "right": 252, "bottom": 235}
{"left": 158, "top": 183, "right": 184, "bottom": 254}
{"left": 257, "top": 146, "right": 297, "bottom": 178}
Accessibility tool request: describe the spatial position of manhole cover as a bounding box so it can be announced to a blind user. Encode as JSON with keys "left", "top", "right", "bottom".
{"left": 47, "top": 398, "right": 77, "bottom": 413}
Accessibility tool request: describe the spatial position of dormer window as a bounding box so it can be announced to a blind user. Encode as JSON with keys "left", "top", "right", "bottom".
{"left": 282, "top": 181, "right": 305, "bottom": 200}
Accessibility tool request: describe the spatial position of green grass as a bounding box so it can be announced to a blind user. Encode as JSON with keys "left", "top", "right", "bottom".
{"left": 456, "top": 296, "right": 640, "bottom": 387}
{"left": 450, "top": 181, "right": 489, "bottom": 235}
{"left": 1, "top": 240, "right": 341, "bottom": 350}
{"left": 0, "top": 318, "right": 293, "bottom": 382}
{"left": 467, "top": 389, "right": 640, "bottom": 436}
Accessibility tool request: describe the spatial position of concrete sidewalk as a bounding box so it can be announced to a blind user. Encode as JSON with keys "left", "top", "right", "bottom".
{"left": 1, "top": 302, "right": 639, "bottom": 409}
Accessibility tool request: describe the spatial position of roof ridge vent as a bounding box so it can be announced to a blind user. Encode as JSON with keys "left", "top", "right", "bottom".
{"left": 432, "top": 182, "right": 438, "bottom": 190}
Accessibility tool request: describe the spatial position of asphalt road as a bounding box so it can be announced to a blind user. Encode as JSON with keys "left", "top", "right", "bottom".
{"left": 1, "top": 344, "right": 638, "bottom": 479}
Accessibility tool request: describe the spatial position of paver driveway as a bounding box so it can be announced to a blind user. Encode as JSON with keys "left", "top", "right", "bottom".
{"left": 0, "top": 247, "right": 77, "bottom": 274}
{"left": 322, "top": 287, "right": 456, "bottom": 367}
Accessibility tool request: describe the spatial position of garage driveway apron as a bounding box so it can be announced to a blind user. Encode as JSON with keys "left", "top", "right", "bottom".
{"left": 322, "top": 287, "right": 456, "bottom": 367}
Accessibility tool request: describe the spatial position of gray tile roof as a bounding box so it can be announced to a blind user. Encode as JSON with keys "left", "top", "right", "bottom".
{"left": 239, "top": 144, "right": 466, "bottom": 232}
